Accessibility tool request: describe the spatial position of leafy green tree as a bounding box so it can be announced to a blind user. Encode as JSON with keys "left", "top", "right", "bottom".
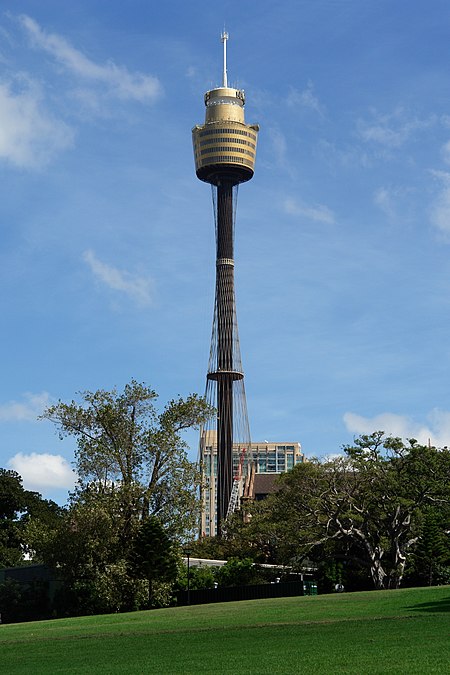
{"left": 129, "top": 516, "right": 179, "bottom": 606}
{"left": 215, "top": 557, "right": 265, "bottom": 587}
{"left": 28, "top": 381, "right": 212, "bottom": 616}
{"left": 42, "top": 380, "right": 213, "bottom": 539}
{"left": 0, "top": 469, "right": 62, "bottom": 568}
{"left": 27, "top": 485, "right": 147, "bottom": 615}
{"left": 407, "top": 509, "right": 450, "bottom": 586}
{"left": 246, "top": 434, "right": 450, "bottom": 590}
{"left": 176, "top": 564, "right": 217, "bottom": 591}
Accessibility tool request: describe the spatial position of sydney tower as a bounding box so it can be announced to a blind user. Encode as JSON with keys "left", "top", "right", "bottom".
{"left": 193, "top": 33, "right": 259, "bottom": 535}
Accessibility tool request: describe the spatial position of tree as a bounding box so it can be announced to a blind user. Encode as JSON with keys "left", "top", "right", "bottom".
{"left": 406, "top": 508, "right": 450, "bottom": 586}
{"left": 42, "top": 380, "right": 213, "bottom": 539}
{"left": 28, "top": 480, "right": 172, "bottom": 615}
{"left": 0, "top": 469, "right": 62, "bottom": 568}
{"left": 215, "top": 557, "right": 265, "bottom": 587}
{"left": 129, "top": 516, "right": 179, "bottom": 606}
{"left": 176, "top": 564, "right": 217, "bottom": 592}
{"left": 30, "top": 381, "right": 212, "bottom": 616}
{"left": 247, "top": 434, "right": 450, "bottom": 590}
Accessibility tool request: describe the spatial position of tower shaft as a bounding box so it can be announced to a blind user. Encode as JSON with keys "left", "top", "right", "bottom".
{"left": 214, "top": 181, "right": 236, "bottom": 526}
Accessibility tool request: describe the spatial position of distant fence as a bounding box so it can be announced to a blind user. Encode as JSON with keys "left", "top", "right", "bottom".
{"left": 177, "top": 580, "right": 317, "bottom": 606}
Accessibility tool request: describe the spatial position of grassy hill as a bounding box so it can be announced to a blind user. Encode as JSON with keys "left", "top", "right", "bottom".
{"left": 1, "top": 586, "right": 449, "bottom": 673}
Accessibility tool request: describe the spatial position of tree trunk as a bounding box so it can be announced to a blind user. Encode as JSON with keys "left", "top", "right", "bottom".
{"left": 370, "top": 557, "right": 387, "bottom": 590}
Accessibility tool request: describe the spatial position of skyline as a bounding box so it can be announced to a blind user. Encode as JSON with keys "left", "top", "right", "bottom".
{"left": 2, "top": 1, "right": 450, "bottom": 503}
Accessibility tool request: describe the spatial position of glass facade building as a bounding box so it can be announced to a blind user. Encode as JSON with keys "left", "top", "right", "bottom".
{"left": 200, "top": 432, "right": 304, "bottom": 537}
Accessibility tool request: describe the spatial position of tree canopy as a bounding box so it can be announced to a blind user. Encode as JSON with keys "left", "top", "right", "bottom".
{"left": 25, "top": 380, "right": 214, "bottom": 615}
{"left": 0, "top": 469, "right": 62, "bottom": 568}
{"left": 129, "top": 516, "right": 179, "bottom": 606}
{"left": 242, "top": 433, "right": 450, "bottom": 590}
{"left": 42, "top": 380, "right": 213, "bottom": 536}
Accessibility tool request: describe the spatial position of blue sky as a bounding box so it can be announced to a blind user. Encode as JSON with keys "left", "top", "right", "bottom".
{"left": 2, "top": 0, "right": 450, "bottom": 503}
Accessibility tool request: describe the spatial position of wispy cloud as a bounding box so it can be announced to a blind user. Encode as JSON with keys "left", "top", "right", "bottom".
{"left": 374, "top": 187, "right": 396, "bottom": 219}
{"left": 357, "top": 108, "right": 436, "bottom": 149}
{"left": 283, "top": 197, "right": 335, "bottom": 224}
{"left": 441, "top": 140, "right": 450, "bottom": 165}
{"left": 373, "top": 185, "right": 413, "bottom": 221}
{"left": 429, "top": 169, "right": 450, "bottom": 237}
{"left": 0, "top": 77, "right": 73, "bottom": 168}
{"left": 316, "top": 138, "right": 372, "bottom": 171}
{"left": 8, "top": 452, "right": 77, "bottom": 490}
{"left": 268, "top": 126, "right": 289, "bottom": 168}
{"left": 83, "top": 249, "right": 155, "bottom": 307}
{"left": 18, "top": 14, "right": 162, "bottom": 104}
{"left": 0, "top": 392, "right": 52, "bottom": 422}
{"left": 286, "top": 82, "right": 325, "bottom": 116}
{"left": 343, "top": 409, "right": 450, "bottom": 447}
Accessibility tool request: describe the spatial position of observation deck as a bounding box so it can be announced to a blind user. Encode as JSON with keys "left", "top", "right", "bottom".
{"left": 192, "top": 86, "right": 259, "bottom": 185}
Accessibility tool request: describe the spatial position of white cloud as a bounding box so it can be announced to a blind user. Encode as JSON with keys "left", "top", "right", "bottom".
{"left": 269, "top": 127, "right": 289, "bottom": 168}
{"left": 8, "top": 452, "right": 77, "bottom": 490}
{"left": 0, "top": 78, "right": 73, "bottom": 168}
{"left": 441, "top": 140, "right": 450, "bottom": 165}
{"left": 357, "top": 108, "right": 435, "bottom": 149}
{"left": 283, "top": 197, "right": 335, "bottom": 224}
{"left": 316, "top": 138, "right": 372, "bottom": 170}
{"left": 286, "top": 82, "right": 325, "bottom": 116}
{"left": 19, "top": 14, "right": 162, "bottom": 103}
{"left": 0, "top": 392, "right": 52, "bottom": 422}
{"left": 373, "top": 185, "right": 413, "bottom": 221}
{"left": 429, "top": 170, "right": 450, "bottom": 236}
{"left": 83, "top": 249, "right": 155, "bottom": 307}
{"left": 343, "top": 409, "right": 450, "bottom": 447}
{"left": 374, "top": 187, "right": 395, "bottom": 219}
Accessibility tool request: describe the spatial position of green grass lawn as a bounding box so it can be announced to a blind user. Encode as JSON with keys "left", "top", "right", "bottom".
{"left": 1, "top": 586, "right": 449, "bottom": 674}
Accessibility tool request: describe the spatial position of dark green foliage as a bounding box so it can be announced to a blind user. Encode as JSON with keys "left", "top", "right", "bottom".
{"left": 317, "top": 560, "right": 345, "bottom": 594}
{"left": 215, "top": 557, "right": 265, "bottom": 587}
{"left": 188, "top": 535, "right": 227, "bottom": 560}
{"left": 190, "top": 517, "right": 271, "bottom": 563}
{"left": 0, "top": 577, "right": 51, "bottom": 623}
{"left": 176, "top": 564, "right": 217, "bottom": 591}
{"left": 0, "top": 470, "right": 29, "bottom": 519}
{"left": 405, "top": 509, "right": 450, "bottom": 586}
{"left": 0, "top": 469, "right": 63, "bottom": 568}
{"left": 129, "top": 516, "right": 178, "bottom": 606}
{"left": 235, "top": 434, "right": 450, "bottom": 590}
{"left": 28, "top": 488, "right": 149, "bottom": 616}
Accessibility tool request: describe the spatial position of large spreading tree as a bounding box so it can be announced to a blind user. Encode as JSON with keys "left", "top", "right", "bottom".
{"left": 246, "top": 433, "right": 450, "bottom": 590}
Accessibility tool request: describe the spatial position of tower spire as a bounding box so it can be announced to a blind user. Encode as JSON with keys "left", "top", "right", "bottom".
{"left": 221, "top": 30, "right": 229, "bottom": 87}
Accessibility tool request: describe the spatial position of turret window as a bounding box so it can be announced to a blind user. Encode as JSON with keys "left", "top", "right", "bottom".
{"left": 200, "top": 146, "right": 254, "bottom": 158}
{"left": 198, "top": 128, "right": 257, "bottom": 142}
{"left": 199, "top": 155, "right": 253, "bottom": 166}
{"left": 198, "top": 138, "right": 256, "bottom": 150}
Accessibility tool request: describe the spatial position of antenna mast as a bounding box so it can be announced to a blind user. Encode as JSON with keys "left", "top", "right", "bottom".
{"left": 221, "top": 30, "right": 229, "bottom": 87}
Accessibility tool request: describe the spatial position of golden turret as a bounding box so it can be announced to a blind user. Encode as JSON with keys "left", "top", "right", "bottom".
{"left": 192, "top": 33, "right": 259, "bottom": 186}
